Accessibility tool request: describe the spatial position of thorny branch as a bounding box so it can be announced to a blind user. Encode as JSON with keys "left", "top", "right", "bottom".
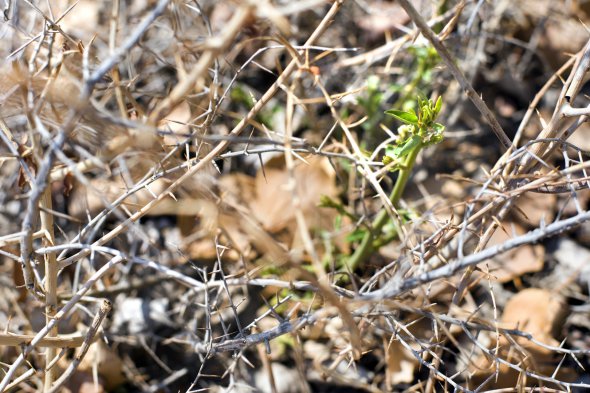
{"left": 3, "top": 1, "right": 590, "bottom": 391}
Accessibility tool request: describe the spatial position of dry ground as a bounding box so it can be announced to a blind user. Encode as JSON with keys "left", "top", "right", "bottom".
{"left": 1, "top": 1, "right": 590, "bottom": 392}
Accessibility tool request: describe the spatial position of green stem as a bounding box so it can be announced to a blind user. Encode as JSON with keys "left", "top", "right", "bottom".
{"left": 346, "top": 143, "right": 422, "bottom": 271}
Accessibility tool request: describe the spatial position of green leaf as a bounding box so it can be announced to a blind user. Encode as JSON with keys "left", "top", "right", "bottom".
{"left": 320, "top": 195, "right": 358, "bottom": 221}
{"left": 346, "top": 228, "right": 368, "bottom": 243}
{"left": 402, "top": 100, "right": 416, "bottom": 112}
{"left": 433, "top": 122, "right": 445, "bottom": 133}
{"left": 366, "top": 75, "right": 380, "bottom": 91}
{"left": 319, "top": 195, "right": 339, "bottom": 209}
{"left": 384, "top": 109, "right": 418, "bottom": 125}
{"left": 392, "top": 135, "right": 421, "bottom": 158}
{"left": 383, "top": 147, "right": 403, "bottom": 171}
{"left": 421, "top": 106, "right": 431, "bottom": 123}
{"left": 434, "top": 96, "right": 442, "bottom": 115}
{"left": 334, "top": 214, "right": 342, "bottom": 231}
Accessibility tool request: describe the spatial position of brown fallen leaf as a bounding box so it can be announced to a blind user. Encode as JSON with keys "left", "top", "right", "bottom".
{"left": 514, "top": 0, "right": 588, "bottom": 70}
{"left": 468, "top": 288, "right": 572, "bottom": 389}
{"left": 78, "top": 340, "right": 126, "bottom": 391}
{"left": 485, "top": 221, "right": 544, "bottom": 283}
{"left": 355, "top": 2, "right": 410, "bottom": 37}
{"left": 384, "top": 337, "right": 419, "bottom": 388}
{"left": 68, "top": 176, "right": 170, "bottom": 219}
{"left": 185, "top": 172, "right": 291, "bottom": 263}
{"left": 501, "top": 288, "right": 568, "bottom": 351}
{"left": 513, "top": 192, "right": 556, "bottom": 228}
{"left": 63, "top": 370, "right": 105, "bottom": 393}
{"left": 159, "top": 101, "right": 192, "bottom": 145}
{"left": 249, "top": 155, "right": 339, "bottom": 249}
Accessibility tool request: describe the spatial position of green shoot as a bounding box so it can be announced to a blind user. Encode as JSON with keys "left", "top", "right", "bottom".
{"left": 345, "top": 96, "right": 445, "bottom": 271}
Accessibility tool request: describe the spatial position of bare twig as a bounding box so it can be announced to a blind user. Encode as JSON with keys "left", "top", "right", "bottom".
{"left": 47, "top": 299, "right": 112, "bottom": 393}
{"left": 0, "top": 333, "right": 87, "bottom": 348}
{"left": 0, "top": 255, "right": 124, "bottom": 391}
{"left": 58, "top": 0, "right": 344, "bottom": 269}
{"left": 18, "top": 0, "right": 171, "bottom": 291}
{"left": 361, "top": 208, "right": 590, "bottom": 300}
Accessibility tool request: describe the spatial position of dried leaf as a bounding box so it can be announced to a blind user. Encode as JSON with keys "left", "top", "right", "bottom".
{"left": 514, "top": 192, "right": 556, "bottom": 227}
{"left": 59, "top": 0, "right": 100, "bottom": 39}
{"left": 486, "top": 222, "right": 544, "bottom": 282}
{"left": 355, "top": 2, "right": 409, "bottom": 36}
{"left": 468, "top": 289, "right": 571, "bottom": 389}
{"left": 63, "top": 370, "right": 105, "bottom": 393}
{"left": 501, "top": 288, "right": 568, "bottom": 350}
{"left": 384, "top": 338, "right": 418, "bottom": 387}
{"left": 159, "top": 101, "right": 192, "bottom": 145}
{"left": 249, "top": 155, "right": 339, "bottom": 238}
{"left": 78, "top": 341, "right": 125, "bottom": 391}
{"left": 68, "top": 177, "right": 169, "bottom": 219}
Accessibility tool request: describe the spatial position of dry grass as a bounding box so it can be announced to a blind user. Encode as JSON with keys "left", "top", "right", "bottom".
{"left": 1, "top": 1, "right": 590, "bottom": 392}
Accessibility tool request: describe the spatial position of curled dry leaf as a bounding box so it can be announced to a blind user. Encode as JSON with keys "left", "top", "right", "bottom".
{"left": 501, "top": 288, "right": 569, "bottom": 350}
{"left": 468, "top": 288, "right": 572, "bottom": 389}
{"left": 384, "top": 338, "right": 419, "bottom": 387}
{"left": 68, "top": 176, "right": 170, "bottom": 219}
{"left": 485, "top": 221, "right": 544, "bottom": 282}
{"left": 189, "top": 154, "right": 341, "bottom": 260}
{"left": 184, "top": 171, "right": 288, "bottom": 263}
{"left": 62, "top": 370, "right": 106, "bottom": 393}
{"left": 513, "top": 191, "right": 556, "bottom": 228}
{"left": 248, "top": 155, "right": 339, "bottom": 248}
{"left": 78, "top": 340, "right": 126, "bottom": 391}
{"left": 58, "top": 0, "right": 100, "bottom": 39}
{"left": 355, "top": 2, "right": 410, "bottom": 37}
{"left": 159, "top": 101, "right": 192, "bottom": 145}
